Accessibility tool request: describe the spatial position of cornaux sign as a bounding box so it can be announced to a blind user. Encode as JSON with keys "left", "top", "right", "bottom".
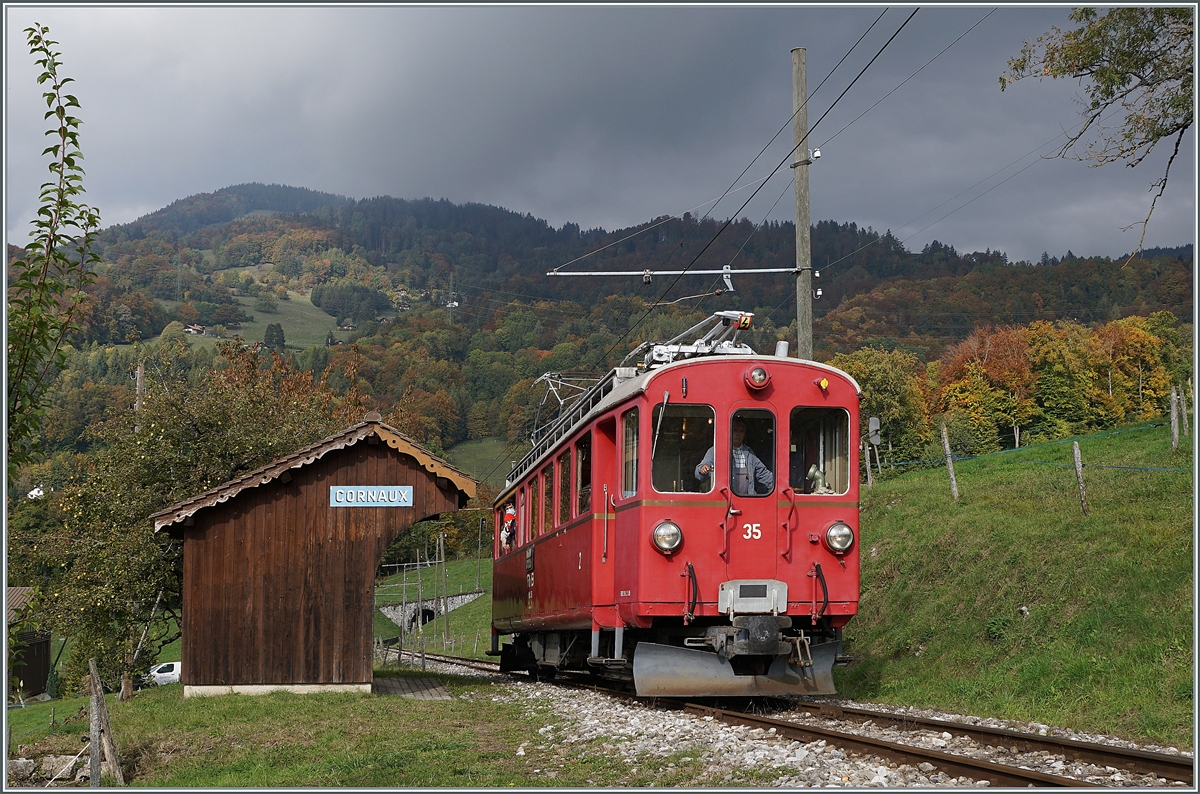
{"left": 329, "top": 486, "right": 414, "bottom": 507}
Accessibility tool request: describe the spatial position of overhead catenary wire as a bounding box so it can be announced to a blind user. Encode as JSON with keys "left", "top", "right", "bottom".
{"left": 819, "top": 8, "right": 998, "bottom": 150}
{"left": 812, "top": 104, "right": 1130, "bottom": 280}
{"left": 552, "top": 7, "right": 889, "bottom": 276}
{"left": 600, "top": 8, "right": 922, "bottom": 365}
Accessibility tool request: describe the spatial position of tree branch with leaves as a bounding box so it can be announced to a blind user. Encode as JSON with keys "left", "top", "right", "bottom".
{"left": 7, "top": 23, "right": 101, "bottom": 485}
{"left": 1001, "top": 8, "right": 1194, "bottom": 251}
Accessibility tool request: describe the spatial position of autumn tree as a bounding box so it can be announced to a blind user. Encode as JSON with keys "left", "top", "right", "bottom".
{"left": 10, "top": 339, "right": 369, "bottom": 698}
{"left": 827, "top": 347, "right": 931, "bottom": 464}
{"left": 1002, "top": 8, "right": 1194, "bottom": 247}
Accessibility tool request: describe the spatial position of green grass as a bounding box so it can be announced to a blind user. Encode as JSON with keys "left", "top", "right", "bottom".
{"left": 838, "top": 418, "right": 1193, "bottom": 747}
{"left": 443, "top": 437, "right": 512, "bottom": 489}
{"left": 7, "top": 675, "right": 721, "bottom": 787}
{"left": 154, "top": 290, "right": 349, "bottom": 350}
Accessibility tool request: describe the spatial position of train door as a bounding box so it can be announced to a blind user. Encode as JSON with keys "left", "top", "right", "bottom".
{"left": 722, "top": 406, "right": 779, "bottom": 583}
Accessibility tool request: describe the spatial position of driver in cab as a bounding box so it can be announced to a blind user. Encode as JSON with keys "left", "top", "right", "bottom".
{"left": 695, "top": 418, "right": 774, "bottom": 496}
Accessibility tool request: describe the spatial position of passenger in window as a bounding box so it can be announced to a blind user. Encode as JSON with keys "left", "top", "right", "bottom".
{"left": 695, "top": 419, "right": 774, "bottom": 496}
{"left": 499, "top": 503, "right": 516, "bottom": 553}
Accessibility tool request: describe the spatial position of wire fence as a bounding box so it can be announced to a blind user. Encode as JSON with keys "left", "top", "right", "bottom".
{"left": 870, "top": 423, "right": 1185, "bottom": 473}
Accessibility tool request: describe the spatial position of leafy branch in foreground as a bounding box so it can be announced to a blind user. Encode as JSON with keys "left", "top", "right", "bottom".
{"left": 7, "top": 23, "right": 100, "bottom": 485}
{"left": 1001, "top": 8, "right": 1194, "bottom": 250}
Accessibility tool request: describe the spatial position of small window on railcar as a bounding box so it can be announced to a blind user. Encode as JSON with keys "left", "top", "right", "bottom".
{"left": 651, "top": 404, "right": 715, "bottom": 493}
{"left": 724, "top": 409, "right": 776, "bottom": 497}
{"left": 789, "top": 407, "right": 850, "bottom": 495}
{"left": 576, "top": 433, "right": 592, "bottom": 514}
{"left": 542, "top": 464, "right": 554, "bottom": 535}
{"left": 517, "top": 487, "right": 527, "bottom": 546}
{"left": 528, "top": 478, "right": 539, "bottom": 541}
{"left": 498, "top": 502, "right": 516, "bottom": 556}
{"left": 557, "top": 451, "right": 571, "bottom": 526}
{"left": 622, "top": 407, "right": 639, "bottom": 498}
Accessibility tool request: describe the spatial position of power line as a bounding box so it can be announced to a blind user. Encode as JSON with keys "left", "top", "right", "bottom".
{"left": 600, "top": 8, "right": 922, "bottom": 364}
{"left": 815, "top": 105, "right": 1129, "bottom": 277}
{"left": 551, "top": 8, "right": 889, "bottom": 277}
{"left": 819, "top": 8, "right": 997, "bottom": 150}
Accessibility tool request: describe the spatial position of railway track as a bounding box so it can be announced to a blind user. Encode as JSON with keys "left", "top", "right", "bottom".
{"left": 789, "top": 700, "right": 1193, "bottom": 786}
{"left": 385, "top": 650, "right": 1191, "bottom": 787}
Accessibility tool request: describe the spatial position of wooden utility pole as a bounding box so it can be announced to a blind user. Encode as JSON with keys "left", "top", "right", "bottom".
{"left": 792, "top": 47, "right": 813, "bottom": 360}
{"left": 941, "top": 424, "right": 959, "bottom": 502}
{"left": 1072, "top": 441, "right": 1090, "bottom": 516}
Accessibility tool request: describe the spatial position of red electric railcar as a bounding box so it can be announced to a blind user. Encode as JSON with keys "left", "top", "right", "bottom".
{"left": 490, "top": 311, "right": 862, "bottom": 696}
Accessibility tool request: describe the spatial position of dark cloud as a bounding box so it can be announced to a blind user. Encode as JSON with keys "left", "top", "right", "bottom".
{"left": 5, "top": 6, "right": 1193, "bottom": 263}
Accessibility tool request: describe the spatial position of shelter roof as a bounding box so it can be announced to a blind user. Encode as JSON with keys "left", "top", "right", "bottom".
{"left": 7, "top": 586, "right": 36, "bottom": 625}
{"left": 150, "top": 417, "right": 476, "bottom": 533}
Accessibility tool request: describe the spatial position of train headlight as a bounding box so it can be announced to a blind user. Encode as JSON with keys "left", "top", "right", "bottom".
{"left": 652, "top": 521, "right": 683, "bottom": 554}
{"left": 744, "top": 365, "right": 772, "bottom": 390}
{"left": 825, "top": 522, "right": 854, "bottom": 553}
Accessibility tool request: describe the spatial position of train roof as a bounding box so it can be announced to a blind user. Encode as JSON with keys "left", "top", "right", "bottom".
{"left": 496, "top": 312, "right": 861, "bottom": 504}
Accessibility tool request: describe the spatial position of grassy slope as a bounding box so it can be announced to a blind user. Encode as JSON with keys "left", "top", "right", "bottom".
{"left": 443, "top": 437, "right": 512, "bottom": 489}
{"left": 154, "top": 290, "right": 349, "bottom": 350}
{"left": 839, "top": 419, "right": 1193, "bottom": 746}
{"left": 373, "top": 557, "right": 495, "bottom": 659}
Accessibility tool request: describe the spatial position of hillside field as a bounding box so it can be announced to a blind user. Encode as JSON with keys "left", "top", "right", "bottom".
{"left": 154, "top": 289, "right": 351, "bottom": 350}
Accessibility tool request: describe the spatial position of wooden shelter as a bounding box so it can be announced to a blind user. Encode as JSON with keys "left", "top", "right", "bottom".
{"left": 151, "top": 414, "right": 476, "bottom": 697}
{"left": 7, "top": 586, "right": 51, "bottom": 698}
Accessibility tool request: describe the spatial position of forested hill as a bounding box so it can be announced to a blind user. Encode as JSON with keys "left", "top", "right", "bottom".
{"left": 115, "top": 183, "right": 351, "bottom": 237}
{"left": 11, "top": 182, "right": 1190, "bottom": 357}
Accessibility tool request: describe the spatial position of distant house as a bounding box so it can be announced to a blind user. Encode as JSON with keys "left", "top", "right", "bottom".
{"left": 398, "top": 302, "right": 411, "bottom": 311}
{"left": 7, "top": 587, "right": 51, "bottom": 698}
{"left": 340, "top": 324, "right": 357, "bottom": 331}
{"left": 184, "top": 324, "right": 205, "bottom": 335}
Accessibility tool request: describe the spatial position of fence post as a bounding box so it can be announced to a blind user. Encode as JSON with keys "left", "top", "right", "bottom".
{"left": 1182, "top": 385, "right": 1190, "bottom": 437}
{"left": 88, "top": 665, "right": 102, "bottom": 787}
{"left": 861, "top": 439, "right": 874, "bottom": 489}
{"left": 88, "top": 659, "right": 124, "bottom": 786}
{"left": 941, "top": 424, "right": 959, "bottom": 502}
{"left": 1073, "top": 441, "right": 1091, "bottom": 516}
{"left": 1170, "top": 386, "right": 1179, "bottom": 451}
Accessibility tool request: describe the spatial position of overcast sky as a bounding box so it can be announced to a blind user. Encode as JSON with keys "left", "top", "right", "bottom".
{"left": 4, "top": 5, "right": 1195, "bottom": 266}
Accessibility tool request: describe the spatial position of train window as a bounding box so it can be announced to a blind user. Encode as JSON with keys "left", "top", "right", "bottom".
{"left": 542, "top": 464, "right": 554, "bottom": 535}
{"left": 789, "top": 407, "right": 850, "bottom": 495}
{"left": 651, "top": 404, "right": 715, "bottom": 493}
{"left": 576, "top": 433, "right": 592, "bottom": 515}
{"left": 517, "top": 487, "right": 527, "bottom": 545}
{"left": 498, "top": 502, "right": 516, "bottom": 556}
{"left": 622, "top": 407, "right": 639, "bottom": 498}
{"left": 529, "top": 476, "right": 540, "bottom": 541}
{"left": 557, "top": 451, "right": 571, "bottom": 526}
{"left": 724, "top": 409, "right": 776, "bottom": 497}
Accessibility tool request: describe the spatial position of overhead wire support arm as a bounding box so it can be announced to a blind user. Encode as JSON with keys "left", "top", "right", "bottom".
{"left": 546, "top": 267, "right": 799, "bottom": 277}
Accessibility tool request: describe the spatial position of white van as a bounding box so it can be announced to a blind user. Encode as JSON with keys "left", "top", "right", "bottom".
{"left": 144, "top": 662, "right": 181, "bottom": 686}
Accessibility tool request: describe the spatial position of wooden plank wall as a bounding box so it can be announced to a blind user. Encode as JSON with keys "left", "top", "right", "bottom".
{"left": 182, "top": 440, "right": 461, "bottom": 686}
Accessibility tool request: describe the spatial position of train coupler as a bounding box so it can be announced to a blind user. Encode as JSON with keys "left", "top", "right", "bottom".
{"left": 789, "top": 634, "right": 813, "bottom": 668}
